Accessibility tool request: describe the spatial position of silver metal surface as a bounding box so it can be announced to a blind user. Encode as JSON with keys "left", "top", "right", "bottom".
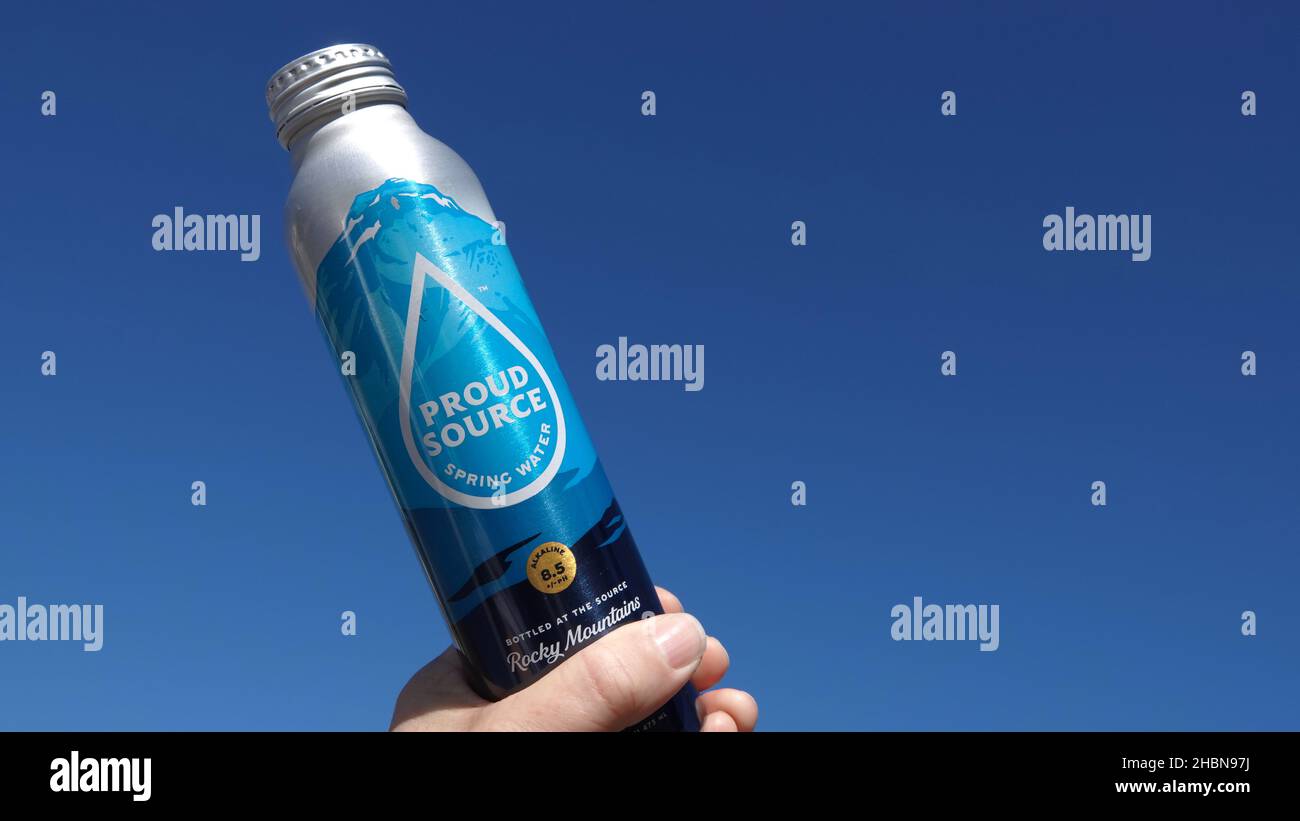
{"left": 268, "top": 46, "right": 496, "bottom": 303}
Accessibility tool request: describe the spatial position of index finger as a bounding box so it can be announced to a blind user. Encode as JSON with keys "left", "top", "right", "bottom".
{"left": 655, "top": 586, "right": 683, "bottom": 614}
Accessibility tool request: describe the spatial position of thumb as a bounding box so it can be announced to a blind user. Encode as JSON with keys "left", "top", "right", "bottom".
{"left": 487, "top": 612, "right": 706, "bottom": 731}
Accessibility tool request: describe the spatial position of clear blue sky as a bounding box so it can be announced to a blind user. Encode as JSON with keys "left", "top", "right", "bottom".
{"left": 1, "top": 1, "right": 1297, "bottom": 730}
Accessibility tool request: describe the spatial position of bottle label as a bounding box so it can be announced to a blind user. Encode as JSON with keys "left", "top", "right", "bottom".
{"left": 312, "top": 177, "right": 663, "bottom": 697}
{"left": 397, "top": 252, "right": 567, "bottom": 509}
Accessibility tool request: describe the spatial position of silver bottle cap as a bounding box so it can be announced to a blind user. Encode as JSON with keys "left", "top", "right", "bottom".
{"left": 266, "top": 44, "right": 407, "bottom": 150}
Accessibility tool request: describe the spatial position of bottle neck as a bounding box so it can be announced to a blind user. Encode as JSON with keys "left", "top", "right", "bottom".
{"left": 288, "top": 102, "right": 413, "bottom": 171}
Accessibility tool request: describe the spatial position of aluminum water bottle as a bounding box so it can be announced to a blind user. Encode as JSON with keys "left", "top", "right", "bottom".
{"left": 265, "top": 44, "right": 698, "bottom": 731}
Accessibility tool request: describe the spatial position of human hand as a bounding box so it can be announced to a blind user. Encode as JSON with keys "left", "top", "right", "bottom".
{"left": 390, "top": 587, "right": 757, "bottom": 732}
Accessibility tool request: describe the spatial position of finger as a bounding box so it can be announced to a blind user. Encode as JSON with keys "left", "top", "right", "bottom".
{"left": 700, "top": 710, "right": 739, "bottom": 732}
{"left": 655, "top": 586, "right": 683, "bottom": 614}
{"left": 485, "top": 612, "right": 707, "bottom": 732}
{"left": 691, "top": 636, "right": 730, "bottom": 691}
{"left": 696, "top": 688, "right": 758, "bottom": 732}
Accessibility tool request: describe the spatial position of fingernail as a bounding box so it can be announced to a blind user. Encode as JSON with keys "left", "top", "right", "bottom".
{"left": 653, "top": 613, "right": 706, "bottom": 669}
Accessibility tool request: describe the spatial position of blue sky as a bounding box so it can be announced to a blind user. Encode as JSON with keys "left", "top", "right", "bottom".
{"left": 0, "top": 1, "right": 1297, "bottom": 730}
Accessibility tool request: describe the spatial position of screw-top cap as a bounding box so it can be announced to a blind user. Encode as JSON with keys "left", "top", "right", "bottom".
{"left": 266, "top": 44, "right": 407, "bottom": 149}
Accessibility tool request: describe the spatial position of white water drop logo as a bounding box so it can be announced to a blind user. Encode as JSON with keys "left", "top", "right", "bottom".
{"left": 399, "top": 253, "right": 567, "bottom": 509}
